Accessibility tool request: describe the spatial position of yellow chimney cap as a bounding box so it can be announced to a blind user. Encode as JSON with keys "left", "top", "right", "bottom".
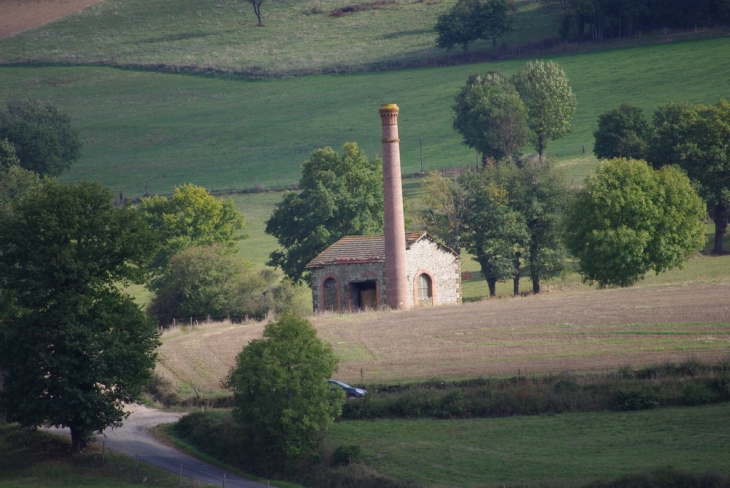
{"left": 379, "top": 104, "right": 400, "bottom": 113}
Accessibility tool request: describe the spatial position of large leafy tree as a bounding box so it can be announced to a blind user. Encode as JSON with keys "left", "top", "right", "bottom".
{"left": 564, "top": 158, "right": 705, "bottom": 287}
{"left": 647, "top": 100, "right": 730, "bottom": 254}
{"left": 0, "top": 181, "right": 159, "bottom": 454}
{"left": 0, "top": 99, "right": 82, "bottom": 177}
{"left": 593, "top": 103, "right": 651, "bottom": 160}
{"left": 460, "top": 168, "right": 529, "bottom": 296}
{"left": 511, "top": 60, "right": 577, "bottom": 161}
{"left": 223, "top": 313, "right": 343, "bottom": 463}
{"left": 265, "top": 142, "right": 384, "bottom": 283}
{"left": 453, "top": 70, "right": 528, "bottom": 165}
{"left": 141, "top": 184, "right": 247, "bottom": 271}
{"left": 504, "top": 160, "right": 570, "bottom": 293}
{"left": 436, "top": 0, "right": 512, "bottom": 57}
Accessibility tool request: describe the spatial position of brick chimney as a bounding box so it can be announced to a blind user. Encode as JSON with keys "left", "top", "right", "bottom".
{"left": 379, "top": 104, "right": 410, "bottom": 310}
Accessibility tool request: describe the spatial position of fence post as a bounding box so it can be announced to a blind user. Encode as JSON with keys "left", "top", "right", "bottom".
{"left": 102, "top": 441, "right": 105, "bottom": 464}
{"left": 223, "top": 473, "right": 226, "bottom": 487}
{"left": 135, "top": 454, "right": 139, "bottom": 477}
{"left": 179, "top": 463, "right": 183, "bottom": 486}
{"left": 420, "top": 137, "right": 424, "bottom": 174}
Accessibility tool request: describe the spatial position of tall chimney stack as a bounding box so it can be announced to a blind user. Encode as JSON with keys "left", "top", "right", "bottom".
{"left": 379, "top": 104, "right": 410, "bottom": 310}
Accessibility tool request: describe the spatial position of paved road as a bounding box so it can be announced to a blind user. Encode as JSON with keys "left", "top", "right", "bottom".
{"left": 48, "top": 404, "right": 273, "bottom": 488}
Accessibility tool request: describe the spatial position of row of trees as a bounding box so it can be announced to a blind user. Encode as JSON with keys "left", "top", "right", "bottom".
{"left": 453, "top": 61, "right": 577, "bottom": 164}
{"left": 594, "top": 100, "right": 730, "bottom": 254}
{"left": 540, "top": 0, "right": 730, "bottom": 42}
{"left": 421, "top": 156, "right": 706, "bottom": 294}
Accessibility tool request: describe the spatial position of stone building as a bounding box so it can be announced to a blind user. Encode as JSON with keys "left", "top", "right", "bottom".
{"left": 306, "top": 232, "right": 461, "bottom": 312}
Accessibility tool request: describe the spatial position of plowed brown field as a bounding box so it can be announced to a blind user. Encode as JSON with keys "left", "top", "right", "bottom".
{"left": 158, "top": 281, "right": 730, "bottom": 391}
{"left": 0, "top": 0, "right": 102, "bottom": 39}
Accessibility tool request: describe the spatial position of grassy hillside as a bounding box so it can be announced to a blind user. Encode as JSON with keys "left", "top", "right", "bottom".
{"left": 0, "top": 0, "right": 558, "bottom": 75}
{"left": 1, "top": 37, "right": 728, "bottom": 196}
{"left": 328, "top": 404, "right": 730, "bottom": 487}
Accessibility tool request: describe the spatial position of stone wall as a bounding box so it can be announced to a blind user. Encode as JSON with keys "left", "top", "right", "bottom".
{"left": 405, "top": 239, "right": 462, "bottom": 307}
{"left": 311, "top": 263, "right": 386, "bottom": 312}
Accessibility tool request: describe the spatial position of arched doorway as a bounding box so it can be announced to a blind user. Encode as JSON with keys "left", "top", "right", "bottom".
{"left": 417, "top": 273, "right": 433, "bottom": 306}
{"left": 323, "top": 277, "right": 339, "bottom": 312}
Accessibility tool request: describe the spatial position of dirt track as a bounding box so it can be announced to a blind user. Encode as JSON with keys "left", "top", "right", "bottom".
{"left": 0, "top": 0, "right": 103, "bottom": 39}
{"left": 158, "top": 281, "right": 730, "bottom": 389}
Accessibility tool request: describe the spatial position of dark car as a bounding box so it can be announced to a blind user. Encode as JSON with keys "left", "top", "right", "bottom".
{"left": 327, "top": 379, "right": 367, "bottom": 398}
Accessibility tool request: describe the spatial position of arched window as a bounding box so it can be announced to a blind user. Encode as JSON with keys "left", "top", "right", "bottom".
{"left": 417, "top": 273, "right": 433, "bottom": 306}
{"left": 323, "top": 278, "right": 339, "bottom": 311}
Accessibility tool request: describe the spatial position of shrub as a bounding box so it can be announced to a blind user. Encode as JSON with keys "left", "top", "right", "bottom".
{"left": 613, "top": 389, "right": 660, "bottom": 411}
{"left": 143, "top": 373, "right": 180, "bottom": 407}
{"left": 332, "top": 445, "right": 362, "bottom": 466}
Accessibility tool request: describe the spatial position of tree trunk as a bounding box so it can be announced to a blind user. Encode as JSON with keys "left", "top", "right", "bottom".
{"left": 713, "top": 202, "right": 728, "bottom": 254}
{"left": 252, "top": 0, "right": 263, "bottom": 26}
{"left": 513, "top": 252, "right": 521, "bottom": 296}
{"left": 487, "top": 278, "right": 497, "bottom": 297}
{"left": 532, "top": 273, "right": 540, "bottom": 294}
{"left": 537, "top": 134, "right": 545, "bottom": 162}
{"left": 513, "top": 276, "right": 519, "bottom": 296}
{"left": 70, "top": 426, "right": 87, "bottom": 455}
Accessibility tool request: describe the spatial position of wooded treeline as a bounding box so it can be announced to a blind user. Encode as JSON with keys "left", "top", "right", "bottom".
{"left": 540, "top": 0, "right": 730, "bottom": 42}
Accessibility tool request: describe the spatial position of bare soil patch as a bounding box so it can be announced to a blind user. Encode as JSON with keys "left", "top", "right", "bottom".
{"left": 0, "top": 0, "right": 103, "bottom": 39}
{"left": 158, "top": 282, "right": 730, "bottom": 391}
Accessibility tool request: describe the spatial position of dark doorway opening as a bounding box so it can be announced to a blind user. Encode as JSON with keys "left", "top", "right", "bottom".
{"left": 350, "top": 281, "right": 378, "bottom": 310}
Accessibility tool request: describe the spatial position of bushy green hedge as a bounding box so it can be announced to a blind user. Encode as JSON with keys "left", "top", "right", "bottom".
{"left": 341, "top": 359, "right": 730, "bottom": 420}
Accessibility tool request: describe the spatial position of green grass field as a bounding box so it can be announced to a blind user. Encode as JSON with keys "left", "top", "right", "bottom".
{"left": 0, "top": 37, "right": 728, "bottom": 197}
{"left": 0, "top": 0, "right": 558, "bottom": 75}
{"left": 328, "top": 404, "right": 730, "bottom": 487}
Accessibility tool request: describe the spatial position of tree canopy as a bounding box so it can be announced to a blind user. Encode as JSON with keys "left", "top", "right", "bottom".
{"left": 647, "top": 100, "right": 730, "bottom": 254}
{"left": 418, "top": 171, "right": 466, "bottom": 253}
{"left": 435, "top": 0, "right": 512, "bottom": 56}
{"left": 223, "top": 313, "right": 343, "bottom": 463}
{"left": 147, "top": 244, "right": 302, "bottom": 325}
{"left": 0, "top": 181, "right": 159, "bottom": 454}
{"left": 0, "top": 99, "right": 82, "bottom": 177}
{"left": 460, "top": 168, "right": 529, "bottom": 296}
{"left": 511, "top": 60, "right": 577, "bottom": 160}
{"left": 593, "top": 103, "right": 651, "bottom": 160}
{"left": 265, "top": 142, "right": 384, "bottom": 283}
{"left": 453, "top": 70, "right": 528, "bottom": 165}
{"left": 503, "top": 160, "right": 570, "bottom": 293}
{"left": 141, "top": 184, "right": 247, "bottom": 271}
{"left": 564, "top": 158, "right": 705, "bottom": 287}
{"left": 0, "top": 164, "right": 45, "bottom": 222}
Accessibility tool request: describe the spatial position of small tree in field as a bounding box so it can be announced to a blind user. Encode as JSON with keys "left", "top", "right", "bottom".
{"left": 564, "top": 158, "right": 705, "bottom": 287}
{"left": 436, "top": 0, "right": 512, "bottom": 57}
{"left": 223, "top": 314, "right": 343, "bottom": 464}
{"left": 511, "top": 60, "right": 577, "bottom": 161}
{"left": 453, "top": 70, "right": 528, "bottom": 165}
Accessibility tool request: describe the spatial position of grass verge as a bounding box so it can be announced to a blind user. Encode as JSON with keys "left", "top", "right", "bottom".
{"left": 0, "top": 423, "right": 199, "bottom": 487}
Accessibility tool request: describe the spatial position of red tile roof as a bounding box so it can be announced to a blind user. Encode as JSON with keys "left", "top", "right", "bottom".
{"left": 306, "top": 232, "right": 429, "bottom": 269}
